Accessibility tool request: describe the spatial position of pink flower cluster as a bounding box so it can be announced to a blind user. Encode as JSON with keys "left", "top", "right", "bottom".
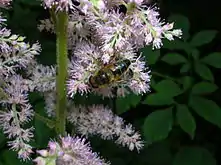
{"left": 0, "top": 11, "right": 42, "bottom": 160}
{"left": 34, "top": 135, "right": 110, "bottom": 165}
{"left": 68, "top": 104, "right": 144, "bottom": 151}
{"left": 0, "top": 0, "right": 183, "bottom": 162}
{"left": 40, "top": 0, "right": 182, "bottom": 98}
{"left": 43, "top": 0, "right": 181, "bottom": 97}
{"left": 0, "top": 0, "right": 11, "bottom": 8}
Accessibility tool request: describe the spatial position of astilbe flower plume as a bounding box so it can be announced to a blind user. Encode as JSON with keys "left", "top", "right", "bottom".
{"left": 1, "top": 0, "right": 184, "bottom": 162}
{"left": 39, "top": 0, "right": 182, "bottom": 97}
{"left": 0, "top": 12, "right": 41, "bottom": 160}
{"left": 43, "top": 91, "right": 56, "bottom": 117}
{"left": 27, "top": 64, "right": 56, "bottom": 92}
{"left": 34, "top": 135, "right": 110, "bottom": 165}
{"left": 41, "top": 0, "right": 78, "bottom": 12}
{"left": 37, "top": 0, "right": 182, "bottom": 154}
{"left": 0, "top": 23, "right": 41, "bottom": 76}
{"left": 38, "top": 19, "right": 55, "bottom": 33}
{"left": 67, "top": 104, "right": 144, "bottom": 151}
{"left": 38, "top": 0, "right": 182, "bottom": 97}
{"left": 0, "top": 0, "right": 11, "bottom": 8}
{"left": 0, "top": 76, "right": 34, "bottom": 160}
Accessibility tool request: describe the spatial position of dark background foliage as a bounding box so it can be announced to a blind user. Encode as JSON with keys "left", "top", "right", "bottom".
{"left": 0, "top": 0, "right": 221, "bottom": 164}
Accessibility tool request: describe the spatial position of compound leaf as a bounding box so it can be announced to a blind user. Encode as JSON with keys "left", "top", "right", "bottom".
{"left": 161, "top": 53, "right": 187, "bottom": 65}
{"left": 154, "top": 79, "right": 182, "bottom": 97}
{"left": 176, "top": 104, "right": 196, "bottom": 139}
{"left": 143, "top": 93, "right": 175, "bottom": 106}
{"left": 190, "top": 30, "right": 218, "bottom": 47}
{"left": 141, "top": 46, "right": 161, "bottom": 65}
{"left": 180, "top": 63, "right": 191, "bottom": 73}
{"left": 116, "top": 94, "right": 141, "bottom": 115}
{"left": 191, "top": 49, "right": 200, "bottom": 61}
{"left": 194, "top": 63, "right": 214, "bottom": 82}
{"left": 201, "top": 52, "right": 221, "bottom": 68}
{"left": 189, "top": 96, "right": 221, "bottom": 128}
{"left": 179, "top": 76, "right": 194, "bottom": 91}
{"left": 191, "top": 82, "right": 218, "bottom": 95}
{"left": 143, "top": 107, "right": 173, "bottom": 144}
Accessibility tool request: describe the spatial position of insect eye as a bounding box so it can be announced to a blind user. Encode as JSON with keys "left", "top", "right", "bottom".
{"left": 71, "top": 0, "right": 80, "bottom": 6}
{"left": 118, "top": 5, "right": 127, "bottom": 14}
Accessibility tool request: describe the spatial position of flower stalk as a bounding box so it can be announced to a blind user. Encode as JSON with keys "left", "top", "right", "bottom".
{"left": 55, "top": 11, "right": 68, "bottom": 135}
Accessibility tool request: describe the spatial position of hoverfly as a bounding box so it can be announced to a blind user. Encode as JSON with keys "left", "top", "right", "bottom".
{"left": 89, "top": 59, "right": 133, "bottom": 88}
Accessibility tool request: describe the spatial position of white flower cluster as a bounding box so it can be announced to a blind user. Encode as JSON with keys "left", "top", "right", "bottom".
{"left": 40, "top": 0, "right": 181, "bottom": 97}
{"left": 68, "top": 104, "right": 144, "bottom": 151}
{"left": 0, "top": 12, "right": 57, "bottom": 160}
{"left": 0, "top": 0, "right": 183, "bottom": 162}
{"left": 0, "top": 76, "right": 34, "bottom": 160}
{"left": 0, "top": 0, "right": 11, "bottom": 8}
{"left": 38, "top": 0, "right": 182, "bottom": 160}
{"left": 0, "top": 12, "right": 44, "bottom": 159}
{"left": 34, "top": 135, "right": 110, "bottom": 165}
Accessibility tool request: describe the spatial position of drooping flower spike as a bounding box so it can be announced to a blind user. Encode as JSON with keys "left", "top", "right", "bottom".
{"left": 68, "top": 104, "right": 144, "bottom": 151}
{"left": 34, "top": 135, "right": 110, "bottom": 165}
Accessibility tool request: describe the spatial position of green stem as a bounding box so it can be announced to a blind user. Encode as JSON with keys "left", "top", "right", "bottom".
{"left": 35, "top": 113, "right": 55, "bottom": 129}
{"left": 55, "top": 11, "right": 68, "bottom": 136}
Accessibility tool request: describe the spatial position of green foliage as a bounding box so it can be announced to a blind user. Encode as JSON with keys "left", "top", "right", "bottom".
{"left": 141, "top": 45, "right": 161, "bottom": 65}
{"left": 143, "top": 107, "right": 173, "bottom": 143}
{"left": 34, "top": 101, "right": 56, "bottom": 147}
{"left": 191, "top": 82, "right": 218, "bottom": 95}
{"left": 153, "top": 79, "right": 182, "bottom": 97}
{"left": 0, "top": 150, "right": 32, "bottom": 165}
{"left": 194, "top": 63, "right": 214, "bottom": 82}
{"left": 201, "top": 52, "right": 221, "bottom": 68}
{"left": 190, "top": 30, "right": 218, "bottom": 47}
{"left": 20, "top": 0, "right": 41, "bottom": 6}
{"left": 1, "top": 1, "right": 220, "bottom": 164}
{"left": 189, "top": 96, "right": 221, "bottom": 128}
{"left": 143, "top": 79, "right": 182, "bottom": 105}
{"left": 142, "top": 13, "right": 220, "bottom": 134}
{"left": 141, "top": 13, "right": 219, "bottom": 165}
{"left": 143, "top": 93, "right": 175, "bottom": 105}
{"left": 0, "top": 132, "right": 6, "bottom": 149}
{"left": 144, "top": 142, "right": 173, "bottom": 165}
{"left": 163, "top": 39, "right": 191, "bottom": 52}
{"left": 176, "top": 104, "right": 196, "bottom": 139}
{"left": 161, "top": 53, "right": 187, "bottom": 65}
{"left": 173, "top": 147, "right": 216, "bottom": 165}
{"left": 180, "top": 76, "right": 194, "bottom": 91}
{"left": 180, "top": 63, "right": 191, "bottom": 73}
{"left": 116, "top": 94, "right": 141, "bottom": 115}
